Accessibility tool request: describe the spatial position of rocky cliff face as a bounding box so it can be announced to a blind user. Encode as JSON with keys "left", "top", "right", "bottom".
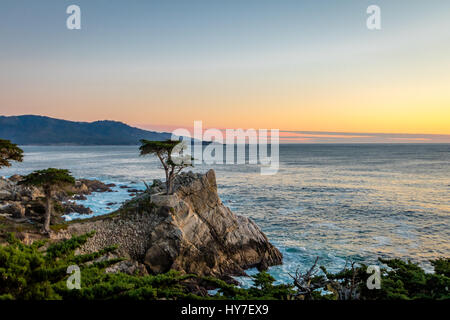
{"left": 68, "top": 170, "right": 282, "bottom": 278}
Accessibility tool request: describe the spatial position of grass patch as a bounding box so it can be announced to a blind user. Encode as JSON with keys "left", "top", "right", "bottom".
{"left": 50, "top": 223, "right": 69, "bottom": 232}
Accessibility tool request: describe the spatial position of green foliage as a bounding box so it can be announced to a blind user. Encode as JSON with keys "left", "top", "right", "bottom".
{"left": 0, "top": 234, "right": 58, "bottom": 299}
{"left": 0, "top": 139, "right": 23, "bottom": 169}
{"left": 319, "top": 262, "right": 369, "bottom": 300}
{"left": 205, "top": 271, "right": 295, "bottom": 300}
{"left": 0, "top": 232, "right": 201, "bottom": 300}
{"left": 45, "top": 231, "right": 95, "bottom": 260}
{"left": 139, "top": 140, "right": 192, "bottom": 194}
{"left": 61, "top": 270, "right": 200, "bottom": 300}
{"left": 19, "top": 168, "right": 75, "bottom": 192}
{"left": 139, "top": 139, "right": 181, "bottom": 156}
{"left": 302, "top": 258, "right": 450, "bottom": 301}
{"left": 371, "top": 258, "right": 450, "bottom": 300}
{"left": 431, "top": 258, "right": 450, "bottom": 277}
{"left": 208, "top": 259, "right": 450, "bottom": 301}
{"left": 1, "top": 234, "right": 448, "bottom": 300}
{"left": 247, "top": 272, "right": 295, "bottom": 299}
{"left": 19, "top": 168, "right": 76, "bottom": 232}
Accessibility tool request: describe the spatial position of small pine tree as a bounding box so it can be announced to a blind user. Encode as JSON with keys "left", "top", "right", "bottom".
{"left": 139, "top": 140, "right": 192, "bottom": 195}
{"left": 19, "top": 168, "right": 75, "bottom": 233}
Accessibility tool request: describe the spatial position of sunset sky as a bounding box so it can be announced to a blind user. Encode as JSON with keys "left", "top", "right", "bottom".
{"left": 1, "top": 0, "right": 449, "bottom": 142}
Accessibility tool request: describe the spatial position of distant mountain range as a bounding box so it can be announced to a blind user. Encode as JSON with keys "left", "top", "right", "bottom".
{"left": 0, "top": 115, "right": 172, "bottom": 145}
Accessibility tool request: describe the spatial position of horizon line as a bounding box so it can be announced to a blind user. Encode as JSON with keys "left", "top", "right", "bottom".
{"left": 2, "top": 114, "right": 450, "bottom": 143}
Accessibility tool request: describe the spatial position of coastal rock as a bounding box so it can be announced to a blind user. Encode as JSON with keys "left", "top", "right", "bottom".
{"left": 5, "top": 202, "right": 26, "bottom": 218}
{"left": 0, "top": 178, "right": 17, "bottom": 201}
{"left": 0, "top": 176, "right": 111, "bottom": 226}
{"left": 67, "top": 170, "right": 282, "bottom": 278}
{"left": 0, "top": 178, "right": 45, "bottom": 220}
{"left": 0, "top": 190, "right": 11, "bottom": 201}
{"left": 63, "top": 202, "right": 93, "bottom": 215}
{"left": 75, "top": 179, "right": 114, "bottom": 194}
{"left": 0, "top": 177, "right": 44, "bottom": 201}
{"left": 8, "top": 175, "right": 23, "bottom": 183}
{"left": 73, "top": 194, "right": 87, "bottom": 201}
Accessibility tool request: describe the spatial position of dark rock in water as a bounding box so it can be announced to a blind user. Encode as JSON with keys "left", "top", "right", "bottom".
{"left": 106, "top": 202, "right": 117, "bottom": 206}
{"left": 77, "top": 179, "right": 114, "bottom": 193}
{"left": 127, "top": 188, "right": 140, "bottom": 193}
{"left": 73, "top": 194, "right": 87, "bottom": 201}
{"left": 63, "top": 202, "right": 93, "bottom": 215}
{"left": 67, "top": 169, "right": 282, "bottom": 278}
{"left": 120, "top": 185, "right": 131, "bottom": 189}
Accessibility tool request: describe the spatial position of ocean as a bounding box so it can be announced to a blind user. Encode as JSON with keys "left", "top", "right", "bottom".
{"left": 2, "top": 144, "right": 449, "bottom": 285}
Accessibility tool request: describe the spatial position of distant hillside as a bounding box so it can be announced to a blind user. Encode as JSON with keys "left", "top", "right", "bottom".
{"left": 0, "top": 115, "right": 172, "bottom": 145}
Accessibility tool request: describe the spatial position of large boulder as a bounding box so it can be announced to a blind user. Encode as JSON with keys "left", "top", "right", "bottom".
{"left": 68, "top": 170, "right": 282, "bottom": 278}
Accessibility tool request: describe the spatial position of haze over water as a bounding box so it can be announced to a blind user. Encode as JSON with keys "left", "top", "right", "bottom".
{"left": 3, "top": 144, "right": 449, "bottom": 284}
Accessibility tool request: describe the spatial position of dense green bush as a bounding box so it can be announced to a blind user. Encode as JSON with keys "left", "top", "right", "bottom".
{"left": 203, "top": 271, "right": 296, "bottom": 300}
{"left": 371, "top": 258, "right": 450, "bottom": 300}
{"left": 284, "top": 257, "right": 450, "bottom": 300}
{"left": 0, "top": 232, "right": 197, "bottom": 300}
{"left": 0, "top": 232, "right": 449, "bottom": 300}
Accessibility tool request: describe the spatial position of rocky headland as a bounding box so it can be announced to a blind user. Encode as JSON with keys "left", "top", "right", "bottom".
{"left": 67, "top": 170, "right": 282, "bottom": 279}
{"left": 0, "top": 169, "right": 282, "bottom": 281}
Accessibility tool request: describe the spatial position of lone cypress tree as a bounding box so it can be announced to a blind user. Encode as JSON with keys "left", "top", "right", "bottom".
{"left": 0, "top": 139, "right": 24, "bottom": 169}
{"left": 139, "top": 140, "right": 192, "bottom": 195}
{"left": 19, "top": 168, "right": 75, "bottom": 233}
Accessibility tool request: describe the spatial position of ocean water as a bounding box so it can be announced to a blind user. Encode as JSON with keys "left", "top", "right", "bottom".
{"left": 2, "top": 144, "right": 449, "bottom": 285}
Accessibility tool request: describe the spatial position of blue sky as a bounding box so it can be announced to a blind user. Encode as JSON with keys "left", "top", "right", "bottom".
{"left": 1, "top": 0, "right": 450, "bottom": 142}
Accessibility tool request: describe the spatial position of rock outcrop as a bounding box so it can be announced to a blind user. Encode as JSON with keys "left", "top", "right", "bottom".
{"left": 0, "top": 177, "right": 44, "bottom": 220}
{"left": 0, "top": 176, "right": 113, "bottom": 224}
{"left": 68, "top": 170, "right": 282, "bottom": 278}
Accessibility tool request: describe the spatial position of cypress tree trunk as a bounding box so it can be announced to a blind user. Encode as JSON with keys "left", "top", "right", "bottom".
{"left": 165, "top": 170, "right": 170, "bottom": 195}
{"left": 43, "top": 189, "right": 53, "bottom": 233}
